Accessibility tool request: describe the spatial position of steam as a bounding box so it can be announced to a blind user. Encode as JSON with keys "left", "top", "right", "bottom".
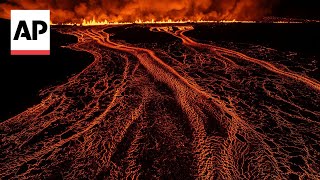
{"left": 0, "top": 0, "right": 275, "bottom": 23}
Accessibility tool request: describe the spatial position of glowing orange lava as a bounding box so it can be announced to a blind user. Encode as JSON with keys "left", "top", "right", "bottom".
{"left": 51, "top": 19, "right": 259, "bottom": 26}
{"left": 1, "top": 24, "right": 319, "bottom": 179}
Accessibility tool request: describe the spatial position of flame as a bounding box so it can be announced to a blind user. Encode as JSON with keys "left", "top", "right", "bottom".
{"left": 272, "top": 21, "right": 302, "bottom": 24}
{"left": 51, "top": 18, "right": 258, "bottom": 26}
{"left": 50, "top": 18, "right": 310, "bottom": 26}
{"left": 82, "top": 19, "right": 131, "bottom": 26}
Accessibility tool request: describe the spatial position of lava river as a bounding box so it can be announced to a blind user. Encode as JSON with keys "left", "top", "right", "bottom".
{"left": 0, "top": 25, "right": 320, "bottom": 179}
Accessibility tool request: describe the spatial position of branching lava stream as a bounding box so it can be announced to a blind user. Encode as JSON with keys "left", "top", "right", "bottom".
{"left": 0, "top": 25, "right": 319, "bottom": 179}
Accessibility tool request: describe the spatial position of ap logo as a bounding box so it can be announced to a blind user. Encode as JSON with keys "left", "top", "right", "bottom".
{"left": 11, "top": 10, "right": 50, "bottom": 55}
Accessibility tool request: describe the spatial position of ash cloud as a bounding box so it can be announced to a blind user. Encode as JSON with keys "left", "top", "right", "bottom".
{"left": 0, "top": 0, "right": 275, "bottom": 22}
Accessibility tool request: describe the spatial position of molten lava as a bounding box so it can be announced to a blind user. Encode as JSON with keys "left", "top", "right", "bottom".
{"left": 1, "top": 24, "right": 319, "bottom": 179}
{"left": 51, "top": 18, "right": 257, "bottom": 26}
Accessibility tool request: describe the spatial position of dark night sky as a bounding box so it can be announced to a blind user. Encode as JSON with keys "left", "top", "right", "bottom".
{"left": 273, "top": 0, "right": 320, "bottom": 19}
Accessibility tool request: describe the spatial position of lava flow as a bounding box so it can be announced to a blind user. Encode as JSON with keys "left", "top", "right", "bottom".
{"left": 0, "top": 25, "right": 320, "bottom": 179}
{"left": 52, "top": 19, "right": 257, "bottom": 26}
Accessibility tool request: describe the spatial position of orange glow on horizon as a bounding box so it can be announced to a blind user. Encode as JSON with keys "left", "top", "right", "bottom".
{"left": 51, "top": 18, "right": 258, "bottom": 26}
{"left": 50, "top": 18, "right": 306, "bottom": 26}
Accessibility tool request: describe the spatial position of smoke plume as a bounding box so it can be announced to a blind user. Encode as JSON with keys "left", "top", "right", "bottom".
{"left": 0, "top": 0, "right": 275, "bottom": 23}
